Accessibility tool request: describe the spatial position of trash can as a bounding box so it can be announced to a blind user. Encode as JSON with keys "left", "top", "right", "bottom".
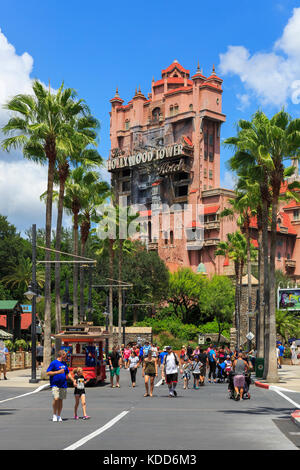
{"left": 255, "top": 357, "right": 264, "bottom": 378}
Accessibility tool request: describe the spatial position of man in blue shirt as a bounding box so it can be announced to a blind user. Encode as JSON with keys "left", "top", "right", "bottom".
{"left": 278, "top": 342, "right": 285, "bottom": 368}
{"left": 47, "top": 350, "right": 75, "bottom": 422}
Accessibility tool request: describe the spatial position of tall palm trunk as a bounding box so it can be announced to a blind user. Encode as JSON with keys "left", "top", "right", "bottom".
{"left": 41, "top": 141, "right": 56, "bottom": 379}
{"left": 80, "top": 218, "right": 90, "bottom": 322}
{"left": 108, "top": 238, "right": 114, "bottom": 349}
{"left": 118, "top": 239, "right": 123, "bottom": 346}
{"left": 55, "top": 162, "right": 69, "bottom": 354}
{"left": 257, "top": 206, "right": 264, "bottom": 358}
{"left": 73, "top": 209, "right": 80, "bottom": 325}
{"left": 239, "top": 259, "right": 244, "bottom": 348}
{"left": 266, "top": 179, "right": 280, "bottom": 382}
{"left": 262, "top": 195, "right": 270, "bottom": 379}
{"left": 234, "top": 261, "right": 240, "bottom": 348}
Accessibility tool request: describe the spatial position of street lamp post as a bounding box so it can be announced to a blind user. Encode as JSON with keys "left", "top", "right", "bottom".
{"left": 102, "top": 295, "right": 109, "bottom": 360}
{"left": 25, "top": 224, "right": 39, "bottom": 384}
{"left": 61, "top": 279, "right": 72, "bottom": 325}
{"left": 122, "top": 289, "right": 127, "bottom": 346}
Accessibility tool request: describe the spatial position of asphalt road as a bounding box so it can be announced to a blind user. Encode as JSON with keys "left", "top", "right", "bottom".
{"left": 0, "top": 368, "right": 300, "bottom": 451}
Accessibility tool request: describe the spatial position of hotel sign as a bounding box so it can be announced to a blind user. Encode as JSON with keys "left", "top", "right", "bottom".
{"left": 107, "top": 143, "right": 186, "bottom": 171}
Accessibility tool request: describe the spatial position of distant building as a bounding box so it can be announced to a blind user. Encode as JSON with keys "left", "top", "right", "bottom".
{"left": 107, "top": 60, "right": 300, "bottom": 280}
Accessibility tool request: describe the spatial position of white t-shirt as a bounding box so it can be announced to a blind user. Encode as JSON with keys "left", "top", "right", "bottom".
{"left": 128, "top": 356, "right": 139, "bottom": 369}
{"left": 164, "top": 353, "right": 178, "bottom": 375}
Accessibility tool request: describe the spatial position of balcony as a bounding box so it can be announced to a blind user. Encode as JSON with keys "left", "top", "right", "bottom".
{"left": 285, "top": 259, "right": 296, "bottom": 269}
{"left": 204, "top": 221, "right": 220, "bottom": 231}
{"left": 186, "top": 239, "right": 204, "bottom": 251}
{"left": 203, "top": 238, "right": 220, "bottom": 247}
{"left": 148, "top": 241, "right": 158, "bottom": 251}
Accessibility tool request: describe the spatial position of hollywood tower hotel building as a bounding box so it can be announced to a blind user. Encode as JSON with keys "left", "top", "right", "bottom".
{"left": 107, "top": 60, "right": 246, "bottom": 275}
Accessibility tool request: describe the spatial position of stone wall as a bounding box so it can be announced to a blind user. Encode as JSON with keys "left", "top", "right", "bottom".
{"left": 109, "top": 326, "right": 153, "bottom": 347}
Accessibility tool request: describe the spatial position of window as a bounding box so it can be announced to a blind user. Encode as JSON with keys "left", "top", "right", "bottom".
{"left": 294, "top": 209, "right": 300, "bottom": 221}
{"left": 204, "top": 151, "right": 208, "bottom": 161}
{"left": 209, "top": 134, "right": 214, "bottom": 145}
{"left": 170, "top": 105, "right": 174, "bottom": 116}
{"left": 189, "top": 104, "right": 193, "bottom": 111}
{"left": 122, "top": 180, "right": 130, "bottom": 192}
{"left": 204, "top": 132, "right": 208, "bottom": 144}
{"left": 174, "top": 104, "right": 179, "bottom": 114}
{"left": 277, "top": 252, "right": 282, "bottom": 260}
{"left": 125, "top": 120, "right": 130, "bottom": 130}
{"left": 170, "top": 231, "right": 174, "bottom": 245}
{"left": 152, "top": 107, "right": 160, "bottom": 122}
{"left": 209, "top": 152, "right": 214, "bottom": 162}
{"left": 209, "top": 170, "right": 213, "bottom": 179}
{"left": 204, "top": 168, "right": 207, "bottom": 177}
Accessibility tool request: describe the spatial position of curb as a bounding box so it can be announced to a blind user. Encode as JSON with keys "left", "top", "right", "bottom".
{"left": 291, "top": 410, "right": 300, "bottom": 428}
{"left": 255, "top": 380, "right": 270, "bottom": 389}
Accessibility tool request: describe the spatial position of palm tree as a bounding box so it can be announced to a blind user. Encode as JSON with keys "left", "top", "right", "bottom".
{"left": 64, "top": 168, "right": 105, "bottom": 324}
{"left": 78, "top": 179, "right": 110, "bottom": 321}
{"left": 216, "top": 231, "right": 256, "bottom": 348}
{"left": 1, "top": 80, "right": 92, "bottom": 378}
{"left": 2, "top": 257, "right": 45, "bottom": 294}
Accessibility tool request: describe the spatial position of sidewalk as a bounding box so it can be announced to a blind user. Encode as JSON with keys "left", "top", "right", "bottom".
{"left": 255, "top": 364, "right": 300, "bottom": 392}
{"left": 0, "top": 368, "right": 49, "bottom": 389}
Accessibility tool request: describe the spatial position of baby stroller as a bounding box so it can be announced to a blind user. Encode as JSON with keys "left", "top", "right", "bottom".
{"left": 217, "top": 361, "right": 226, "bottom": 383}
{"left": 228, "top": 371, "right": 251, "bottom": 400}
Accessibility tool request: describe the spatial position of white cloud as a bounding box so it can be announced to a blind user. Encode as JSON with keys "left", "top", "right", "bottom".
{"left": 221, "top": 171, "right": 237, "bottom": 190}
{"left": 219, "top": 7, "right": 300, "bottom": 108}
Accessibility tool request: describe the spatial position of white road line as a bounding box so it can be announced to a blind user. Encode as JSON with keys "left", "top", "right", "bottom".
{"left": 64, "top": 410, "right": 130, "bottom": 450}
{"left": 155, "top": 379, "right": 163, "bottom": 387}
{"left": 270, "top": 386, "right": 300, "bottom": 409}
{"left": 0, "top": 384, "right": 49, "bottom": 404}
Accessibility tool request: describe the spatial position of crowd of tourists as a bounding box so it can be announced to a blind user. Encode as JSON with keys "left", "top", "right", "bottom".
{"left": 46, "top": 341, "right": 255, "bottom": 422}
{"left": 107, "top": 341, "right": 255, "bottom": 400}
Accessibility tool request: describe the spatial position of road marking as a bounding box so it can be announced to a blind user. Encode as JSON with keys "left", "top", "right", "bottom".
{"left": 155, "top": 379, "right": 163, "bottom": 387}
{"left": 64, "top": 410, "right": 130, "bottom": 450}
{"left": 270, "top": 386, "right": 300, "bottom": 409}
{"left": 289, "top": 432, "right": 300, "bottom": 435}
{"left": 0, "top": 384, "right": 49, "bottom": 404}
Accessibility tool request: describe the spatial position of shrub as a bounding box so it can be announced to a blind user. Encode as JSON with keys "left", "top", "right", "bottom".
{"left": 4, "top": 340, "right": 13, "bottom": 351}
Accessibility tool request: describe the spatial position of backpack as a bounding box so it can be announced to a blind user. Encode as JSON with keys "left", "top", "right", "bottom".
{"left": 163, "top": 352, "right": 179, "bottom": 367}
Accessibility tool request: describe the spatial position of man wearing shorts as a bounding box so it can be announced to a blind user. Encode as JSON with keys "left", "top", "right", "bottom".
{"left": 47, "top": 350, "right": 74, "bottom": 422}
{"left": 163, "top": 346, "right": 179, "bottom": 398}
{"left": 108, "top": 346, "right": 122, "bottom": 388}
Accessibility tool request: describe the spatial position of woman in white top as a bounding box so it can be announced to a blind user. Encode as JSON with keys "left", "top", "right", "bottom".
{"left": 291, "top": 341, "right": 298, "bottom": 365}
{"left": 128, "top": 351, "right": 140, "bottom": 387}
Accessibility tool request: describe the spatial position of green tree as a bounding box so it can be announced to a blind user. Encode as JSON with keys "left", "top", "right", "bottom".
{"left": 1, "top": 81, "right": 96, "bottom": 378}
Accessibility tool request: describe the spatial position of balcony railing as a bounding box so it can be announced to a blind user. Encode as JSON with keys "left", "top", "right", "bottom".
{"left": 285, "top": 259, "right": 296, "bottom": 269}
{"left": 148, "top": 242, "right": 158, "bottom": 251}
{"left": 203, "top": 238, "right": 220, "bottom": 247}
{"left": 204, "top": 221, "right": 220, "bottom": 230}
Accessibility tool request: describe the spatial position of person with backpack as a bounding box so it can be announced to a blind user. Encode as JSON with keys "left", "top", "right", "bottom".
{"left": 163, "top": 346, "right": 179, "bottom": 398}
{"left": 208, "top": 346, "right": 217, "bottom": 383}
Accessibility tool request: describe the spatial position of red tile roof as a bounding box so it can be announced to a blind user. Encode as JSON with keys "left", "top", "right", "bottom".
{"left": 283, "top": 200, "right": 300, "bottom": 210}
{"left": 162, "top": 62, "right": 190, "bottom": 76}
{"left": 165, "top": 86, "right": 193, "bottom": 96}
{"left": 249, "top": 212, "right": 297, "bottom": 235}
{"left": 0, "top": 313, "right": 32, "bottom": 330}
{"left": 204, "top": 205, "right": 220, "bottom": 215}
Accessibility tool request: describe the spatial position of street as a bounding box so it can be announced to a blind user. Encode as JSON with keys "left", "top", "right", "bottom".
{"left": 0, "top": 369, "right": 300, "bottom": 451}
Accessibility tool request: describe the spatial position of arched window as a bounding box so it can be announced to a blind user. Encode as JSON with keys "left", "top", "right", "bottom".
{"left": 189, "top": 104, "right": 193, "bottom": 111}
{"left": 174, "top": 104, "right": 179, "bottom": 114}
{"left": 170, "top": 230, "right": 174, "bottom": 245}
{"left": 152, "top": 107, "right": 160, "bottom": 122}
{"left": 170, "top": 105, "right": 174, "bottom": 116}
{"left": 125, "top": 119, "right": 130, "bottom": 130}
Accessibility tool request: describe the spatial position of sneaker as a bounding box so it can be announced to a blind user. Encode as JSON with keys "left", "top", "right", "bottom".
{"left": 4, "top": 376, "right": 7, "bottom": 380}
{"left": 74, "top": 415, "right": 79, "bottom": 420}
{"left": 52, "top": 415, "right": 58, "bottom": 422}
{"left": 83, "top": 416, "right": 90, "bottom": 420}
{"left": 57, "top": 416, "right": 63, "bottom": 422}
{"left": 173, "top": 390, "right": 177, "bottom": 397}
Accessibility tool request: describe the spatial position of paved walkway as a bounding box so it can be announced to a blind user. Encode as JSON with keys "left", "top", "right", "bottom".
{"left": 255, "top": 365, "right": 300, "bottom": 392}
{"left": 1, "top": 365, "right": 300, "bottom": 391}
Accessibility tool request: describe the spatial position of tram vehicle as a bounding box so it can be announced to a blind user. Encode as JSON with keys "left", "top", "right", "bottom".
{"left": 54, "top": 324, "right": 110, "bottom": 386}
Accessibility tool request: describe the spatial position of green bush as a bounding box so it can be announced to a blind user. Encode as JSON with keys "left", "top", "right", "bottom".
{"left": 4, "top": 340, "right": 13, "bottom": 351}
{"left": 14, "top": 339, "right": 28, "bottom": 351}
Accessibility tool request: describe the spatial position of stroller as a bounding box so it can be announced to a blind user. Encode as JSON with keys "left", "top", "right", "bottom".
{"left": 228, "top": 371, "right": 251, "bottom": 400}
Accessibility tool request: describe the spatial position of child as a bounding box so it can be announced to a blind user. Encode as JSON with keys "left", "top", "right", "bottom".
{"left": 224, "top": 355, "right": 232, "bottom": 380}
{"left": 180, "top": 356, "right": 192, "bottom": 390}
{"left": 191, "top": 356, "right": 202, "bottom": 389}
{"left": 72, "top": 367, "right": 90, "bottom": 420}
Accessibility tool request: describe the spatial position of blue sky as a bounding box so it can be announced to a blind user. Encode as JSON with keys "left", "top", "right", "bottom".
{"left": 0, "top": 0, "right": 300, "bottom": 231}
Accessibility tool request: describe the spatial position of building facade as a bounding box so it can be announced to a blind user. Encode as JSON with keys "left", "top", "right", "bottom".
{"left": 107, "top": 60, "right": 300, "bottom": 280}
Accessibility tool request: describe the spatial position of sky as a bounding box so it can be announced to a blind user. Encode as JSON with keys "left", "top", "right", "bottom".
{"left": 0, "top": 0, "right": 300, "bottom": 233}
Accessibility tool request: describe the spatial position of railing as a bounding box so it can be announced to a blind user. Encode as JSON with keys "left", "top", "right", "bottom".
{"left": 285, "top": 259, "right": 296, "bottom": 269}
{"left": 6, "top": 352, "right": 32, "bottom": 371}
{"left": 203, "top": 238, "right": 220, "bottom": 247}
{"left": 204, "top": 221, "right": 220, "bottom": 230}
